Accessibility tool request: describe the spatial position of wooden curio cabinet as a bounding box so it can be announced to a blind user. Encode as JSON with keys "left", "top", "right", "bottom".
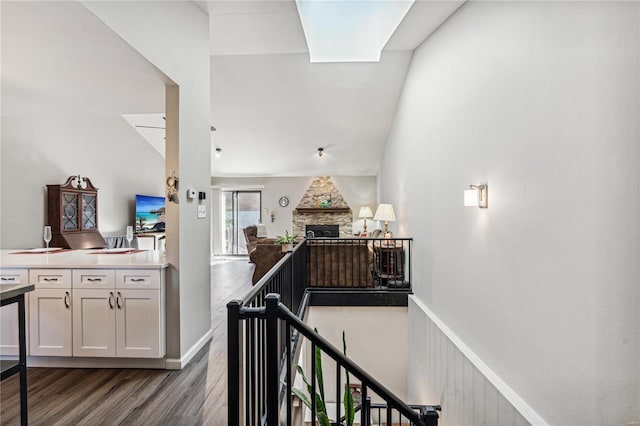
{"left": 47, "top": 176, "right": 107, "bottom": 249}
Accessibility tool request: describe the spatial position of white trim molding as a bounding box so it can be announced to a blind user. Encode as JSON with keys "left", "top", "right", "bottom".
{"left": 409, "top": 296, "right": 548, "bottom": 426}
{"left": 165, "top": 328, "right": 213, "bottom": 370}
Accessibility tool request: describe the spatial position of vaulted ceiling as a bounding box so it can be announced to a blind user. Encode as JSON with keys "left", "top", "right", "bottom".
{"left": 2, "top": 0, "right": 464, "bottom": 178}
{"left": 204, "top": 0, "right": 464, "bottom": 176}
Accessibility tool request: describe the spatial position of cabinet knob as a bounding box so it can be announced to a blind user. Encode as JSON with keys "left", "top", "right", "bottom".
{"left": 116, "top": 292, "right": 122, "bottom": 309}
{"left": 108, "top": 292, "right": 115, "bottom": 309}
{"left": 43, "top": 277, "right": 59, "bottom": 282}
{"left": 1, "top": 277, "right": 15, "bottom": 281}
{"left": 64, "top": 291, "right": 70, "bottom": 309}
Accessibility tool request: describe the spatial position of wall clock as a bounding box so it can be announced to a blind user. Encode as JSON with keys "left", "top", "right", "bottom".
{"left": 279, "top": 196, "right": 289, "bottom": 207}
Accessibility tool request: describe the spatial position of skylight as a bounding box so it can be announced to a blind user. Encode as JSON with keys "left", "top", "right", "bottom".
{"left": 295, "top": 0, "right": 414, "bottom": 63}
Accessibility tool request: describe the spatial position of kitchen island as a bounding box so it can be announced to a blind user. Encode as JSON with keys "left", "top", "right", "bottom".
{"left": 0, "top": 249, "right": 168, "bottom": 369}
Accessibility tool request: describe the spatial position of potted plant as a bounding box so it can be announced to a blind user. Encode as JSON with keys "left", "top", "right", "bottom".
{"left": 274, "top": 230, "right": 297, "bottom": 252}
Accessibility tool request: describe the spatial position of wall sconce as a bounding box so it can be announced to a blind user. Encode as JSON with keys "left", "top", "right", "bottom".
{"left": 464, "top": 184, "right": 488, "bottom": 208}
{"left": 270, "top": 211, "right": 275, "bottom": 223}
{"left": 318, "top": 147, "right": 324, "bottom": 157}
{"left": 215, "top": 148, "right": 222, "bottom": 158}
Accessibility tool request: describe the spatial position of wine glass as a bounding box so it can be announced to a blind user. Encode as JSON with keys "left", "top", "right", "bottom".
{"left": 43, "top": 226, "right": 52, "bottom": 250}
{"left": 126, "top": 226, "right": 134, "bottom": 251}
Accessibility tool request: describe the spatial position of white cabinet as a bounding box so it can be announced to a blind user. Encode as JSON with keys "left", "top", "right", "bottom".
{"left": 116, "top": 290, "right": 162, "bottom": 358}
{"left": 29, "top": 289, "right": 72, "bottom": 356}
{"left": 72, "top": 269, "right": 164, "bottom": 358}
{"left": 0, "top": 269, "right": 28, "bottom": 356}
{"left": 72, "top": 289, "right": 116, "bottom": 357}
{"left": 28, "top": 269, "right": 72, "bottom": 356}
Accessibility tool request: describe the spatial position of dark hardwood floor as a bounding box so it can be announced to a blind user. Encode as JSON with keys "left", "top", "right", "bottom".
{"left": 0, "top": 258, "right": 254, "bottom": 426}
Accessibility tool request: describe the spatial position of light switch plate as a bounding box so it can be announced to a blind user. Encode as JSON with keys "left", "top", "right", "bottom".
{"left": 197, "top": 205, "right": 206, "bottom": 218}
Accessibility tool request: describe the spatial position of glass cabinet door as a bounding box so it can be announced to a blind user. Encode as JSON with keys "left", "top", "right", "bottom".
{"left": 82, "top": 194, "right": 97, "bottom": 229}
{"left": 62, "top": 192, "right": 79, "bottom": 231}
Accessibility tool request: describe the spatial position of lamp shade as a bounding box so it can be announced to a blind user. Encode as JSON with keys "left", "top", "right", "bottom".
{"left": 373, "top": 204, "right": 396, "bottom": 222}
{"left": 358, "top": 206, "right": 373, "bottom": 219}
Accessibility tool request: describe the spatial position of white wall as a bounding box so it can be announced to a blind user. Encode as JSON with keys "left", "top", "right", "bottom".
{"left": 304, "top": 306, "right": 408, "bottom": 402}
{"left": 0, "top": 2, "right": 166, "bottom": 249}
{"left": 211, "top": 175, "right": 378, "bottom": 254}
{"left": 379, "top": 1, "right": 639, "bottom": 425}
{"left": 83, "top": 1, "right": 212, "bottom": 365}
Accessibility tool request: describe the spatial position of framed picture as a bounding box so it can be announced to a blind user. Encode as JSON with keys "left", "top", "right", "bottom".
{"left": 315, "top": 193, "right": 332, "bottom": 208}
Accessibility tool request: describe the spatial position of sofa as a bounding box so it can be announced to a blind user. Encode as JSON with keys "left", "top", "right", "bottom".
{"left": 306, "top": 240, "right": 374, "bottom": 288}
{"left": 249, "top": 239, "right": 284, "bottom": 284}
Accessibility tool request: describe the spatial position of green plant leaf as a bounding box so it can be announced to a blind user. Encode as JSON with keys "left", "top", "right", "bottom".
{"left": 314, "top": 328, "right": 325, "bottom": 404}
{"left": 343, "top": 331, "right": 355, "bottom": 426}
{"left": 292, "top": 387, "right": 312, "bottom": 410}
{"left": 344, "top": 387, "right": 355, "bottom": 426}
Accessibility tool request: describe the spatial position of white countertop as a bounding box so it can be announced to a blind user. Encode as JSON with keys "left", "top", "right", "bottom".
{"left": 0, "top": 249, "right": 169, "bottom": 269}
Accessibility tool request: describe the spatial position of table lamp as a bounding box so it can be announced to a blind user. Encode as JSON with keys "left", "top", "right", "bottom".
{"left": 358, "top": 206, "right": 373, "bottom": 234}
{"left": 373, "top": 204, "right": 396, "bottom": 238}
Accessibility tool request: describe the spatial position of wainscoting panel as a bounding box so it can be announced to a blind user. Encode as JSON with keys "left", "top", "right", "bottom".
{"left": 408, "top": 296, "right": 547, "bottom": 426}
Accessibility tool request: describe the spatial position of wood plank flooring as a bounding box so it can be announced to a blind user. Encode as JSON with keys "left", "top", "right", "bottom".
{"left": 0, "top": 259, "right": 254, "bottom": 426}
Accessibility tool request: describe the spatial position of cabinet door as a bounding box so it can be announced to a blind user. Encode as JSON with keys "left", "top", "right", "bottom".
{"left": 29, "top": 289, "right": 72, "bottom": 356}
{"left": 61, "top": 191, "right": 79, "bottom": 231}
{"left": 1, "top": 269, "right": 29, "bottom": 355}
{"left": 72, "top": 289, "right": 116, "bottom": 357}
{"left": 0, "top": 304, "right": 20, "bottom": 356}
{"left": 81, "top": 194, "right": 97, "bottom": 230}
{"left": 115, "top": 290, "right": 162, "bottom": 358}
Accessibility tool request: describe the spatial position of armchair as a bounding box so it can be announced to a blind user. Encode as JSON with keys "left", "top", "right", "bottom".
{"left": 243, "top": 225, "right": 268, "bottom": 255}
{"left": 248, "top": 239, "right": 284, "bottom": 284}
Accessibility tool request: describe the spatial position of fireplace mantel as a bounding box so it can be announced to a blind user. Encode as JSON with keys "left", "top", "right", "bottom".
{"left": 295, "top": 208, "right": 351, "bottom": 214}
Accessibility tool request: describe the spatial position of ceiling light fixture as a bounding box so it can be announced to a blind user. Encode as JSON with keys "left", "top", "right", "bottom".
{"left": 318, "top": 147, "right": 324, "bottom": 157}
{"left": 215, "top": 148, "right": 222, "bottom": 158}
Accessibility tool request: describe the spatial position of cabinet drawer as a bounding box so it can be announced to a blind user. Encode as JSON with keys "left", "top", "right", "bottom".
{"left": 0, "top": 269, "right": 28, "bottom": 285}
{"left": 116, "top": 270, "right": 160, "bottom": 289}
{"left": 30, "top": 269, "right": 72, "bottom": 289}
{"left": 73, "top": 270, "right": 115, "bottom": 289}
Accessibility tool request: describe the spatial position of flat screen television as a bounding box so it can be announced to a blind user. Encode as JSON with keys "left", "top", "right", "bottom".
{"left": 135, "top": 194, "right": 166, "bottom": 233}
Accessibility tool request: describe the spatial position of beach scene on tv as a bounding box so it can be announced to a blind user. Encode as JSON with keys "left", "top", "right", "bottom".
{"left": 135, "top": 194, "right": 166, "bottom": 233}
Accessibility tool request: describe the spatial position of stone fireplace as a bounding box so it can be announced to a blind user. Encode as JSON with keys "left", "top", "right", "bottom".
{"left": 292, "top": 176, "right": 353, "bottom": 237}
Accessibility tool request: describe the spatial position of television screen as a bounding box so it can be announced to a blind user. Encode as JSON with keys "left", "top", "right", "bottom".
{"left": 135, "top": 194, "right": 166, "bottom": 232}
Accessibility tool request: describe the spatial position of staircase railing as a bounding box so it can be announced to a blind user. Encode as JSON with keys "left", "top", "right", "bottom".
{"left": 228, "top": 236, "right": 437, "bottom": 425}
{"left": 229, "top": 294, "right": 439, "bottom": 426}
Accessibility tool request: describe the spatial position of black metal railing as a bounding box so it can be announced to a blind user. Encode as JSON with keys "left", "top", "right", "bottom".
{"left": 229, "top": 294, "right": 439, "bottom": 426}
{"left": 306, "top": 237, "right": 412, "bottom": 290}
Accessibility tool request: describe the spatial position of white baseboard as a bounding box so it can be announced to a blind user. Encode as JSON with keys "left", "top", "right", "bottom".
{"left": 26, "top": 356, "right": 167, "bottom": 369}
{"left": 165, "top": 328, "right": 213, "bottom": 370}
